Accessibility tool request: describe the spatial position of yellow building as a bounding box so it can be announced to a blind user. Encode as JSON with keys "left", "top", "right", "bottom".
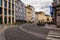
{"left": 45, "top": 15, "right": 52, "bottom": 23}
{"left": 26, "top": 5, "right": 32, "bottom": 23}
{"left": 35, "top": 12, "right": 47, "bottom": 23}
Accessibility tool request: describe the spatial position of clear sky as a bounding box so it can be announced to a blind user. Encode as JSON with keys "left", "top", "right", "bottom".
{"left": 21, "top": 0, "right": 53, "bottom": 15}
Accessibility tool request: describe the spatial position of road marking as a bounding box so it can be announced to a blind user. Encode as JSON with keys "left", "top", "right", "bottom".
{"left": 47, "top": 31, "right": 60, "bottom": 40}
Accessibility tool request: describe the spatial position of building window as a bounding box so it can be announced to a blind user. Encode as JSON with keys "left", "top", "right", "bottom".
{"left": 58, "top": 13, "right": 60, "bottom": 16}
{"left": 0, "top": 0, "right": 2, "bottom": 6}
{"left": 12, "top": 4, "right": 14, "bottom": 9}
{"left": 4, "top": 9, "right": 7, "bottom": 15}
{"left": 19, "top": 7, "right": 20, "bottom": 9}
{"left": 8, "top": 10, "right": 11, "bottom": 15}
{"left": 12, "top": 11, "right": 14, "bottom": 16}
{"left": 0, "top": 16, "right": 2, "bottom": 23}
{"left": 8, "top": 0, "right": 11, "bottom": 2}
{"left": 12, "top": 0, "right": 14, "bottom": 4}
{"left": 9, "top": 17, "right": 11, "bottom": 23}
{"left": 0, "top": 7, "right": 2, "bottom": 14}
{"left": 4, "top": 16, "right": 7, "bottom": 24}
{"left": 8, "top": 2, "right": 11, "bottom": 8}
{"left": 12, "top": 17, "right": 14, "bottom": 23}
{"left": 16, "top": 16, "right": 17, "bottom": 17}
{"left": 4, "top": 1, "right": 7, "bottom": 7}
{"left": 47, "top": 18, "right": 49, "bottom": 21}
{"left": 19, "top": 16, "right": 20, "bottom": 18}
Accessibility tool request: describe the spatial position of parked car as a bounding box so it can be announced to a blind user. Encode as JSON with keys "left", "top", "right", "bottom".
{"left": 37, "top": 20, "right": 46, "bottom": 26}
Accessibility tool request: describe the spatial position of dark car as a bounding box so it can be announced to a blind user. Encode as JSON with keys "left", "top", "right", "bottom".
{"left": 37, "top": 21, "right": 46, "bottom": 26}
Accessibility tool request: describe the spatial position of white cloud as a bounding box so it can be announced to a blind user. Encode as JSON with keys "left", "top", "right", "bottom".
{"left": 21, "top": 0, "right": 53, "bottom": 15}
{"left": 21, "top": 0, "right": 53, "bottom": 9}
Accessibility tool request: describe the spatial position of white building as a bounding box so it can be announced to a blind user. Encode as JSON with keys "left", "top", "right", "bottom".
{"left": 15, "top": 0, "right": 26, "bottom": 23}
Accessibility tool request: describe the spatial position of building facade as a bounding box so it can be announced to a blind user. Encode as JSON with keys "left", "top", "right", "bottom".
{"left": 45, "top": 15, "right": 52, "bottom": 23}
{"left": 35, "top": 12, "right": 52, "bottom": 24}
{"left": 53, "top": 0, "right": 60, "bottom": 27}
{"left": 15, "top": 0, "right": 26, "bottom": 23}
{"left": 26, "top": 5, "right": 35, "bottom": 23}
{"left": 35, "top": 12, "right": 47, "bottom": 23}
{"left": 30, "top": 6, "right": 35, "bottom": 22}
{"left": 0, "top": 0, "right": 15, "bottom": 24}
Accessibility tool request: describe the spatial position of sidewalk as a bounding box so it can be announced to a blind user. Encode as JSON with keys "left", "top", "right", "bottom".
{"left": 0, "top": 25, "right": 20, "bottom": 40}
{"left": 0, "top": 25, "right": 5, "bottom": 30}
{"left": 44, "top": 24, "right": 60, "bottom": 40}
{"left": 44, "top": 24, "right": 60, "bottom": 31}
{"left": 0, "top": 25, "right": 6, "bottom": 40}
